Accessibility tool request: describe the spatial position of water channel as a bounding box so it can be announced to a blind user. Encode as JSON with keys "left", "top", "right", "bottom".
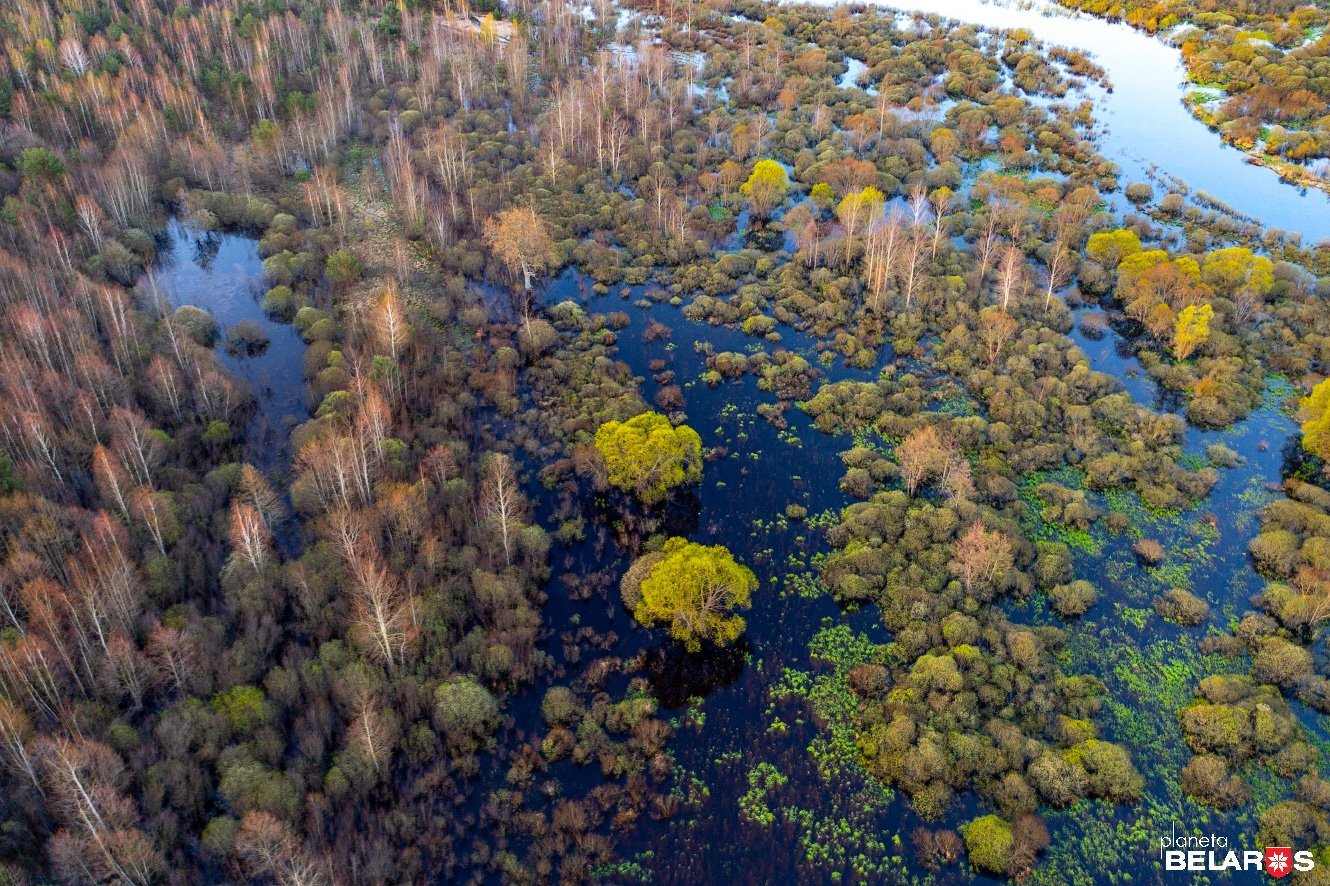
{"left": 151, "top": 221, "right": 307, "bottom": 474}
{"left": 831, "top": 0, "right": 1330, "bottom": 241}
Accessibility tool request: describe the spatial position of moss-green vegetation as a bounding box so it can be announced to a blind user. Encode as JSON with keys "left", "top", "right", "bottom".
{"left": 5, "top": 0, "right": 1330, "bottom": 880}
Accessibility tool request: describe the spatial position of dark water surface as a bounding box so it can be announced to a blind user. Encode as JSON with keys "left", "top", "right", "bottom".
{"left": 166, "top": 227, "right": 1314, "bottom": 880}
{"left": 151, "top": 222, "right": 306, "bottom": 473}
{"left": 511, "top": 270, "right": 1312, "bottom": 883}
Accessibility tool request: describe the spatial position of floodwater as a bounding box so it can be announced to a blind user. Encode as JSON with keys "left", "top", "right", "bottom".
{"left": 835, "top": 0, "right": 1330, "bottom": 241}
{"left": 161, "top": 236, "right": 1311, "bottom": 880}
{"left": 150, "top": 12, "right": 1330, "bottom": 868}
{"left": 151, "top": 222, "right": 307, "bottom": 472}
{"left": 516, "top": 270, "right": 902, "bottom": 881}
{"left": 837, "top": 56, "right": 877, "bottom": 95}
{"left": 508, "top": 267, "right": 1308, "bottom": 883}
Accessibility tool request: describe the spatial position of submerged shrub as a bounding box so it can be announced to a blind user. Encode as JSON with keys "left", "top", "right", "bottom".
{"left": 541, "top": 686, "right": 582, "bottom": 727}
{"left": 175, "top": 305, "right": 219, "bottom": 346}
{"left": 1153, "top": 588, "right": 1210, "bottom": 626}
{"left": 225, "top": 320, "right": 270, "bottom": 356}
{"left": 434, "top": 677, "right": 500, "bottom": 753}
{"left": 1048, "top": 580, "right": 1099, "bottom": 618}
{"left": 1133, "top": 538, "right": 1165, "bottom": 565}
{"left": 262, "top": 285, "right": 295, "bottom": 321}
{"left": 960, "top": 814, "right": 1014, "bottom": 875}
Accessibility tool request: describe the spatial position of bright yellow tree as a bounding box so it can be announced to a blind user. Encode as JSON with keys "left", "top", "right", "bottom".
{"left": 624, "top": 538, "right": 757, "bottom": 651}
{"left": 738, "top": 159, "right": 789, "bottom": 218}
{"left": 1085, "top": 228, "right": 1142, "bottom": 268}
{"left": 1116, "top": 249, "right": 1170, "bottom": 291}
{"left": 1200, "top": 247, "right": 1273, "bottom": 299}
{"left": 594, "top": 412, "right": 702, "bottom": 504}
{"left": 1301, "top": 378, "right": 1330, "bottom": 463}
{"left": 1201, "top": 246, "right": 1274, "bottom": 322}
{"left": 1172, "top": 302, "right": 1212, "bottom": 360}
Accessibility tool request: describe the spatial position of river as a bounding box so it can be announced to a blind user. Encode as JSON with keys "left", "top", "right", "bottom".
{"left": 823, "top": 0, "right": 1330, "bottom": 242}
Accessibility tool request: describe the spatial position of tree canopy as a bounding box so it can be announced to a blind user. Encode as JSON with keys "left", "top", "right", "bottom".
{"left": 1172, "top": 303, "right": 1213, "bottom": 361}
{"left": 739, "top": 159, "right": 790, "bottom": 218}
{"left": 836, "top": 186, "right": 886, "bottom": 245}
{"left": 960, "top": 815, "right": 1014, "bottom": 875}
{"left": 1301, "top": 378, "right": 1330, "bottom": 464}
{"left": 593, "top": 411, "right": 703, "bottom": 504}
{"left": 1200, "top": 247, "right": 1273, "bottom": 300}
{"left": 484, "top": 206, "right": 555, "bottom": 290}
{"left": 623, "top": 538, "right": 757, "bottom": 651}
{"left": 1085, "top": 228, "right": 1141, "bottom": 268}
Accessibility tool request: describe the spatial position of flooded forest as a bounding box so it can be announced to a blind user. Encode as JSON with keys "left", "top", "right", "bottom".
{"left": 3, "top": 0, "right": 1330, "bottom": 882}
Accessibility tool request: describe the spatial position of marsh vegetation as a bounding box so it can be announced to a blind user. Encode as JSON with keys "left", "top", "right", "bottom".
{"left": 0, "top": 0, "right": 1329, "bottom": 882}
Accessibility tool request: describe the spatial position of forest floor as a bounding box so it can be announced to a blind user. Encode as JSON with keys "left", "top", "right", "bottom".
{"left": 343, "top": 175, "right": 439, "bottom": 312}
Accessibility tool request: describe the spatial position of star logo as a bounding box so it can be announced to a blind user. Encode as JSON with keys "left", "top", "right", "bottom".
{"left": 1266, "top": 847, "right": 1293, "bottom": 878}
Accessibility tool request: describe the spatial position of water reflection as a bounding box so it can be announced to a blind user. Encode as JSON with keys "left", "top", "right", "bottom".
{"left": 828, "top": 0, "right": 1330, "bottom": 239}
{"left": 152, "top": 221, "right": 307, "bottom": 472}
{"left": 641, "top": 638, "right": 751, "bottom": 708}
{"left": 1067, "top": 307, "right": 1161, "bottom": 407}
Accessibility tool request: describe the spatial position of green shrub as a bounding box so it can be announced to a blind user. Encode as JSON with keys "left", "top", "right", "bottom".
{"left": 263, "top": 285, "right": 296, "bottom": 321}
{"left": 961, "top": 814, "right": 1014, "bottom": 875}
{"left": 434, "top": 677, "right": 499, "bottom": 753}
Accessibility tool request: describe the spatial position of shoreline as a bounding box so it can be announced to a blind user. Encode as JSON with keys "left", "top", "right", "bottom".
{"left": 1052, "top": 0, "right": 1330, "bottom": 198}
{"left": 1243, "top": 151, "right": 1330, "bottom": 196}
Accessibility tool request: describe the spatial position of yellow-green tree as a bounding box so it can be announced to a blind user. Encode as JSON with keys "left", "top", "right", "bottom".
{"left": 1172, "top": 302, "right": 1212, "bottom": 360}
{"left": 960, "top": 814, "right": 1015, "bottom": 876}
{"left": 1115, "top": 249, "right": 1170, "bottom": 292}
{"left": 1085, "top": 228, "right": 1142, "bottom": 268}
{"left": 809, "top": 182, "right": 836, "bottom": 210}
{"left": 738, "top": 159, "right": 789, "bottom": 218}
{"left": 1201, "top": 246, "right": 1273, "bottom": 322}
{"left": 929, "top": 126, "right": 960, "bottom": 163}
{"left": 593, "top": 412, "right": 702, "bottom": 504}
{"left": 1301, "top": 378, "right": 1330, "bottom": 463}
{"left": 1200, "top": 247, "right": 1273, "bottom": 298}
{"left": 836, "top": 185, "right": 885, "bottom": 263}
{"left": 623, "top": 538, "right": 757, "bottom": 651}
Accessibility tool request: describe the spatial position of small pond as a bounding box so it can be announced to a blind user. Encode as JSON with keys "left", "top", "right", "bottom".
{"left": 152, "top": 221, "right": 307, "bottom": 473}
